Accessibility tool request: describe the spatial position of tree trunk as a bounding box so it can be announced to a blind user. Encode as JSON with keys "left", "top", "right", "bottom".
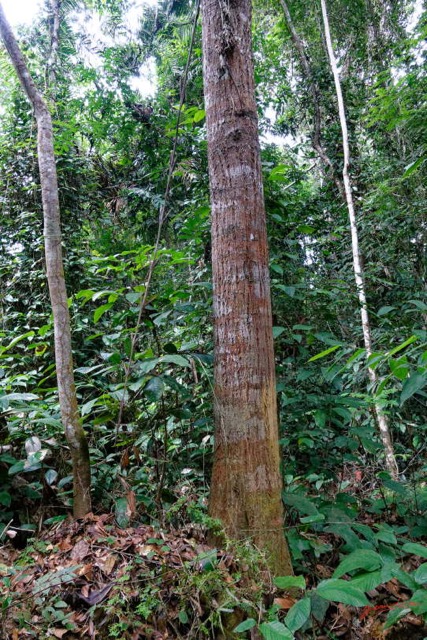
{"left": 280, "top": 0, "right": 344, "bottom": 199}
{"left": 201, "top": 0, "right": 293, "bottom": 574}
{"left": 0, "top": 3, "right": 92, "bottom": 517}
{"left": 320, "top": 0, "right": 399, "bottom": 480}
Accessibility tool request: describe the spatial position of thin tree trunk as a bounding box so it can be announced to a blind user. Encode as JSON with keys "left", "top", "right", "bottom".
{"left": 47, "top": 0, "right": 61, "bottom": 86}
{"left": 201, "top": 0, "right": 293, "bottom": 574}
{"left": 320, "top": 0, "right": 399, "bottom": 480}
{"left": 0, "top": 3, "right": 92, "bottom": 516}
{"left": 280, "top": 0, "right": 344, "bottom": 199}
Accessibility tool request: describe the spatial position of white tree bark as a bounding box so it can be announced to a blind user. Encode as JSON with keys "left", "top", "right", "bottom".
{"left": 320, "top": 0, "right": 398, "bottom": 479}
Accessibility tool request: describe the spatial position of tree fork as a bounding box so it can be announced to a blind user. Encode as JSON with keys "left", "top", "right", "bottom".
{"left": 0, "top": 3, "right": 92, "bottom": 517}
{"left": 201, "top": 0, "right": 292, "bottom": 574}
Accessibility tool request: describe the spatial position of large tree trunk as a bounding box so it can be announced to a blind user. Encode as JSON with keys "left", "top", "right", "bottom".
{"left": 201, "top": 0, "right": 292, "bottom": 574}
{"left": 320, "top": 0, "right": 399, "bottom": 480}
{"left": 0, "top": 3, "right": 92, "bottom": 517}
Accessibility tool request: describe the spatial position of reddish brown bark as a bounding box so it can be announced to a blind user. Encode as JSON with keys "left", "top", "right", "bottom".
{"left": 201, "top": 0, "right": 292, "bottom": 574}
{"left": 0, "top": 3, "right": 91, "bottom": 517}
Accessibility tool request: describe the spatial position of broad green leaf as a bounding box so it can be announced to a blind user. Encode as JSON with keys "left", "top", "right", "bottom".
{"left": 316, "top": 579, "right": 369, "bottom": 606}
{"left": 308, "top": 345, "right": 340, "bottom": 362}
{"left": 408, "top": 299, "right": 427, "bottom": 311}
{"left": 402, "top": 542, "right": 427, "bottom": 559}
{"left": 159, "top": 354, "right": 190, "bottom": 367}
{"left": 283, "top": 493, "right": 319, "bottom": 516}
{"left": 333, "top": 549, "right": 383, "bottom": 578}
{"left": 389, "top": 356, "right": 409, "bottom": 381}
{"left": 402, "top": 157, "right": 424, "bottom": 178}
{"left": 410, "top": 590, "right": 427, "bottom": 615}
{"left": 400, "top": 371, "right": 427, "bottom": 404}
{"left": 93, "top": 302, "right": 114, "bottom": 323}
{"left": 377, "top": 306, "right": 396, "bottom": 316}
{"left": 374, "top": 528, "right": 397, "bottom": 545}
{"left": 285, "top": 597, "right": 311, "bottom": 633}
{"left": 387, "top": 335, "right": 418, "bottom": 357}
{"left": 274, "top": 575, "right": 306, "bottom": 590}
{"left": 0, "top": 490, "right": 12, "bottom": 507}
{"left": 0, "top": 393, "right": 38, "bottom": 408}
{"left": 348, "top": 570, "right": 383, "bottom": 592}
{"left": 259, "top": 621, "right": 294, "bottom": 640}
{"left": 193, "top": 109, "right": 205, "bottom": 122}
{"left": 137, "top": 358, "right": 160, "bottom": 375}
{"left": 414, "top": 563, "right": 427, "bottom": 584}
{"left": 81, "top": 397, "right": 100, "bottom": 416}
{"left": 1, "top": 331, "right": 35, "bottom": 352}
{"left": 115, "top": 497, "right": 130, "bottom": 528}
{"left": 273, "top": 326, "right": 286, "bottom": 338}
{"left": 310, "top": 593, "right": 329, "bottom": 623}
{"left": 276, "top": 284, "right": 296, "bottom": 297}
{"left": 383, "top": 606, "right": 411, "bottom": 629}
{"left": 233, "top": 618, "right": 256, "bottom": 633}
{"left": 300, "top": 514, "right": 325, "bottom": 524}
{"left": 45, "top": 469, "right": 58, "bottom": 485}
{"left": 144, "top": 377, "right": 165, "bottom": 402}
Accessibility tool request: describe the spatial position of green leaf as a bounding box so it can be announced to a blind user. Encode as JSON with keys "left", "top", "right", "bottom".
{"left": 276, "top": 284, "right": 296, "bottom": 297}
{"left": 115, "top": 497, "right": 130, "bottom": 528}
{"left": 374, "top": 528, "right": 397, "bottom": 545}
{"left": 274, "top": 575, "right": 306, "bottom": 590}
{"left": 402, "top": 542, "right": 427, "bottom": 559}
{"left": 159, "top": 354, "right": 190, "bottom": 367}
{"left": 0, "top": 490, "right": 12, "bottom": 507}
{"left": 1, "top": 331, "right": 35, "bottom": 353}
{"left": 273, "top": 326, "right": 286, "bottom": 338}
{"left": 178, "top": 610, "right": 189, "bottom": 624}
{"left": 144, "top": 377, "right": 165, "bottom": 402}
{"left": 137, "top": 358, "right": 160, "bottom": 375}
{"left": 282, "top": 493, "right": 319, "bottom": 516}
{"left": 300, "top": 514, "right": 325, "bottom": 524}
{"left": 333, "top": 550, "right": 383, "bottom": 578}
{"left": 193, "top": 109, "right": 205, "bottom": 122}
{"left": 389, "top": 356, "right": 409, "bottom": 381}
{"left": 349, "top": 570, "right": 384, "bottom": 592}
{"left": 400, "top": 371, "right": 427, "bottom": 404}
{"left": 259, "top": 621, "right": 294, "bottom": 640}
{"left": 410, "top": 589, "right": 427, "bottom": 615}
{"left": 45, "top": 469, "right": 58, "bottom": 485}
{"left": 383, "top": 606, "right": 411, "bottom": 629}
{"left": 387, "top": 335, "right": 418, "bottom": 357}
{"left": 93, "top": 302, "right": 114, "bottom": 323}
{"left": 316, "top": 579, "right": 369, "bottom": 606}
{"left": 234, "top": 619, "right": 256, "bottom": 633}
{"left": 377, "top": 306, "right": 396, "bottom": 316}
{"left": 285, "top": 597, "right": 311, "bottom": 633}
{"left": 308, "top": 345, "right": 340, "bottom": 362}
{"left": 402, "top": 156, "right": 425, "bottom": 178}
{"left": 414, "top": 563, "right": 427, "bottom": 584}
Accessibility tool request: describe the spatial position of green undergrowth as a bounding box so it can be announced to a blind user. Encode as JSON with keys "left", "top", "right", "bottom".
{"left": 1, "top": 479, "right": 427, "bottom": 639}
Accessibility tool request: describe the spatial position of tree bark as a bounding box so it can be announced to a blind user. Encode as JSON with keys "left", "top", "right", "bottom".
{"left": 47, "top": 0, "right": 61, "bottom": 87}
{"left": 320, "top": 0, "right": 399, "bottom": 480}
{"left": 0, "top": 3, "right": 92, "bottom": 516}
{"left": 201, "top": 0, "right": 293, "bottom": 574}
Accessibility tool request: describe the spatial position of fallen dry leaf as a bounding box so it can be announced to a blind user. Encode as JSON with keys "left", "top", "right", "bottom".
{"left": 274, "top": 597, "right": 296, "bottom": 610}
{"left": 70, "top": 539, "right": 90, "bottom": 561}
{"left": 49, "top": 628, "right": 68, "bottom": 638}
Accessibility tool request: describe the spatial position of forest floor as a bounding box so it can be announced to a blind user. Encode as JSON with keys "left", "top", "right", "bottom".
{"left": 1, "top": 511, "right": 426, "bottom": 640}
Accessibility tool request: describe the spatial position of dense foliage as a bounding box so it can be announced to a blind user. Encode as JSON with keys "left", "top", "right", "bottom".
{"left": 0, "top": 0, "right": 426, "bottom": 637}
